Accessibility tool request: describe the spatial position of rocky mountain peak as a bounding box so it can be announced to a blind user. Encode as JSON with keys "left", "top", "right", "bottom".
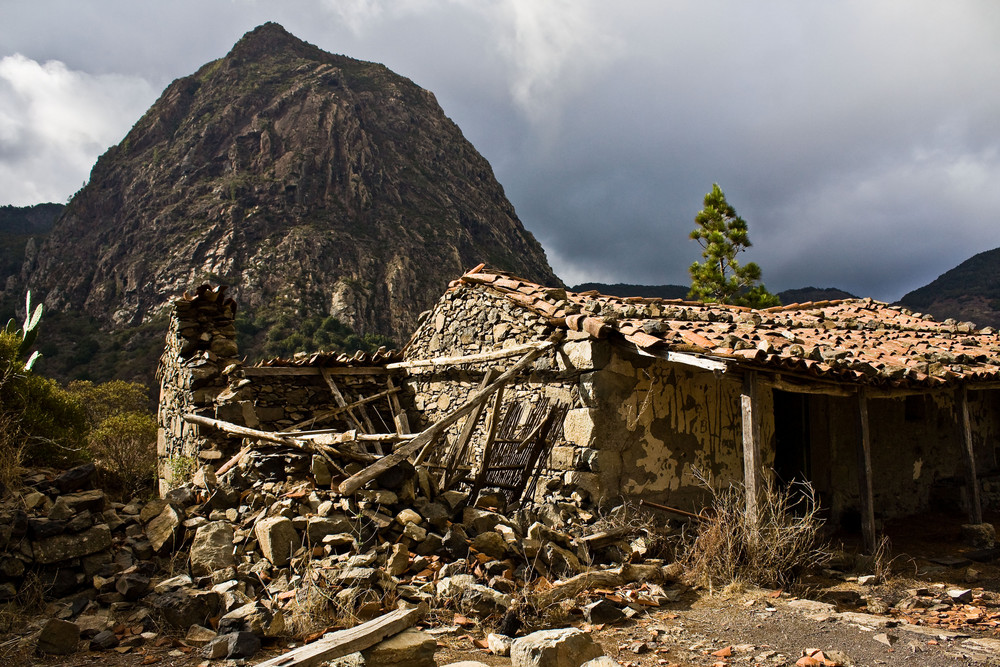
{"left": 19, "top": 23, "right": 559, "bottom": 373}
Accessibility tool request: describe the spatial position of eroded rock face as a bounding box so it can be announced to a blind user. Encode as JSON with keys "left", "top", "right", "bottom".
{"left": 22, "top": 22, "right": 559, "bottom": 367}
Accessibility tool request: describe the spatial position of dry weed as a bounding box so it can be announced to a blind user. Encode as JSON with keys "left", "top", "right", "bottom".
{"left": 681, "top": 472, "right": 829, "bottom": 590}
{"left": 0, "top": 414, "right": 25, "bottom": 496}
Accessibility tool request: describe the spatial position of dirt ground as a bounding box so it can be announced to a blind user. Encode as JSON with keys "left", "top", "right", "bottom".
{"left": 8, "top": 510, "right": 1000, "bottom": 667}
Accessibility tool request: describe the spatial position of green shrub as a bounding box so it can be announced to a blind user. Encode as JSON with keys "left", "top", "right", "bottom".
{"left": 87, "top": 412, "right": 157, "bottom": 498}
{"left": 0, "top": 330, "right": 87, "bottom": 473}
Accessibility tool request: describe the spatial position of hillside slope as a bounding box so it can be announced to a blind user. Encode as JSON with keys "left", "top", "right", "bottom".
{"left": 898, "top": 248, "right": 1000, "bottom": 328}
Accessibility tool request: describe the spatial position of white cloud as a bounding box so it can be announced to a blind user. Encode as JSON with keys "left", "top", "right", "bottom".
{"left": 0, "top": 54, "right": 155, "bottom": 205}
{"left": 494, "top": 0, "right": 621, "bottom": 127}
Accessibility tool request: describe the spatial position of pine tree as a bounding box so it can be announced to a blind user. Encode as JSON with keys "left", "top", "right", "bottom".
{"left": 688, "top": 184, "right": 780, "bottom": 308}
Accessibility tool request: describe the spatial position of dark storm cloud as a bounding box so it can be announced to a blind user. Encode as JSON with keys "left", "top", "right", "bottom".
{"left": 2, "top": 1, "right": 1000, "bottom": 301}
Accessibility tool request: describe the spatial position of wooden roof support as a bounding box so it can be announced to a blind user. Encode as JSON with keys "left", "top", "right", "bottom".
{"left": 741, "top": 371, "right": 762, "bottom": 528}
{"left": 385, "top": 377, "right": 411, "bottom": 435}
{"left": 959, "top": 385, "right": 984, "bottom": 524}
{"left": 856, "top": 388, "right": 877, "bottom": 553}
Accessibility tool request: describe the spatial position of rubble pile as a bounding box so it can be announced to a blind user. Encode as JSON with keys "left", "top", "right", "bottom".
{"left": 3, "top": 444, "right": 681, "bottom": 661}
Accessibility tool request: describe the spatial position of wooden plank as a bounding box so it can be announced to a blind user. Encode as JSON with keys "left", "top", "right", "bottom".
{"left": 284, "top": 387, "right": 401, "bottom": 432}
{"left": 632, "top": 345, "right": 728, "bottom": 373}
{"left": 255, "top": 606, "right": 423, "bottom": 667}
{"left": 182, "top": 414, "right": 301, "bottom": 447}
{"left": 960, "top": 385, "right": 984, "bottom": 524}
{"left": 741, "top": 371, "right": 761, "bottom": 528}
{"left": 338, "top": 336, "right": 559, "bottom": 496}
{"left": 856, "top": 387, "right": 877, "bottom": 553}
{"left": 384, "top": 341, "right": 548, "bottom": 370}
{"left": 215, "top": 445, "right": 252, "bottom": 476}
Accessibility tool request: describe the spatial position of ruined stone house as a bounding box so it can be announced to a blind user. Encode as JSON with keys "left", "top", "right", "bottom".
{"left": 158, "top": 268, "right": 1000, "bottom": 549}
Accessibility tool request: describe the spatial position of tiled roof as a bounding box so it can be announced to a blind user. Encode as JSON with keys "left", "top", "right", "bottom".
{"left": 452, "top": 267, "right": 1000, "bottom": 388}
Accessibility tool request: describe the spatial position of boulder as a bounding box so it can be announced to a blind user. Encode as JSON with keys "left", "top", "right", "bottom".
{"left": 204, "top": 631, "right": 261, "bottom": 660}
{"left": 89, "top": 630, "right": 119, "bottom": 651}
{"left": 254, "top": 516, "right": 298, "bottom": 567}
{"left": 583, "top": 599, "right": 625, "bottom": 625}
{"left": 115, "top": 572, "right": 151, "bottom": 601}
{"left": 190, "top": 521, "right": 235, "bottom": 576}
{"left": 54, "top": 462, "right": 96, "bottom": 493}
{"left": 362, "top": 628, "right": 436, "bottom": 667}
{"left": 472, "top": 531, "right": 508, "bottom": 559}
{"left": 488, "top": 633, "right": 513, "bottom": 656}
{"left": 152, "top": 589, "right": 221, "bottom": 629}
{"left": 36, "top": 618, "right": 80, "bottom": 655}
{"left": 511, "top": 628, "right": 603, "bottom": 667}
{"left": 219, "top": 601, "right": 286, "bottom": 637}
{"left": 146, "top": 504, "right": 185, "bottom": 553}
{"left": 32, "top": 523, "right": 112, "bottom": 565}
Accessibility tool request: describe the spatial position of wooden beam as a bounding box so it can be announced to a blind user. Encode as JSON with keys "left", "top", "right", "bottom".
{"left": 960, "top": 385, "right": 984, "bottom": 524}
{"left": 741, "top": 371, "right": 761, "bottom": 527}
{"left": 321, "top": 369, "right": 367, "bottom": 434}
{"left": 242, "top": 366, "right": 391, "bottom": 377}
{"left": 632, "top": 345, "right": 728, "bottom": 373}
{"left": 301, "top": 431, "right": 416, "bottom": 445}
{"left": 182, "top": 413, "right": 301, "bottom": 447}
{"left": 338, "top": 336, "right": 560, "bottom": 495}
{"left": 384, "top": 341, "right": 549, "bottom": 370}
{"left": 385, "top": 377, "right": 411, "bottom": 435}
{"left": 856, "top": 388, "right": 877, "bottom": 553}
{"left": 254, "top": 606, "right": 423, "bottom": 667}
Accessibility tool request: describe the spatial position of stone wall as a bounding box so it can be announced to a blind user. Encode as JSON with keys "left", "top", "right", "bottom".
{"left": 157, "top": 287, "right": 405, "bottom": 496}
{"left": 403, "top": 286, "right": 582, "bottom": 504}
{"left": 156, "top": 287, "right": 240, "bottom": 495}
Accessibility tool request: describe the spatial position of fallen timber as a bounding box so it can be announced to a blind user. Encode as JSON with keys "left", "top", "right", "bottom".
{"left": 338, "top": 333, "right": 562, "bottom": 495}
{"left": 255, "top": 606, "right": 423, "bottom": 667}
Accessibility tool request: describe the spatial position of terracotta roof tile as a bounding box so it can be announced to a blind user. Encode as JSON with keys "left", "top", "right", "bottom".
{"left": 454, "top": 267, "right": 1000, "bottom": 388}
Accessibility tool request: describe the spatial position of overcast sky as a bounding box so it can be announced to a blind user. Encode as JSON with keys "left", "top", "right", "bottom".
{"left": 2, "top": 1, "right": 999, "bottom": 301}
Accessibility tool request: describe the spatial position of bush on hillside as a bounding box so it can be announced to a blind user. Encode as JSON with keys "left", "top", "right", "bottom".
{"left": 67, "top": 379, "right": 157, "bottom": 498}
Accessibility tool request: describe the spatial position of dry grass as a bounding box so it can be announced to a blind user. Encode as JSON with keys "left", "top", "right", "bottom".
{"left": 0, "top": 414, "right": 25, "bottom": 497}
{"left": 681, "top": 474, "right": 829, "bottom": 590}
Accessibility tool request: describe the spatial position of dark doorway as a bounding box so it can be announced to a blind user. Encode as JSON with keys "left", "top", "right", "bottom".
{"left": 773, "top": 390, "right": 811, "bottom": 485}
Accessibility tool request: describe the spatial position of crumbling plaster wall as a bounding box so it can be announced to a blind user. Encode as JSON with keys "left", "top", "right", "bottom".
{"left": 567, "top": 342, "right": 775, "bottom": 510}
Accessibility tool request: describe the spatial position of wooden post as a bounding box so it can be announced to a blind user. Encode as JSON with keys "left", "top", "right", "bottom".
{"left": 856, "top": 387, "right": 877, "bottom": 553}
{"left": 741, "top": 371, "right": 761, "bottom": 527}
{"left": 385, "top": 377, "right": 411, "bottom": 435}
{"left": 960, "top": 385, "right": 983, "bottom": 524}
